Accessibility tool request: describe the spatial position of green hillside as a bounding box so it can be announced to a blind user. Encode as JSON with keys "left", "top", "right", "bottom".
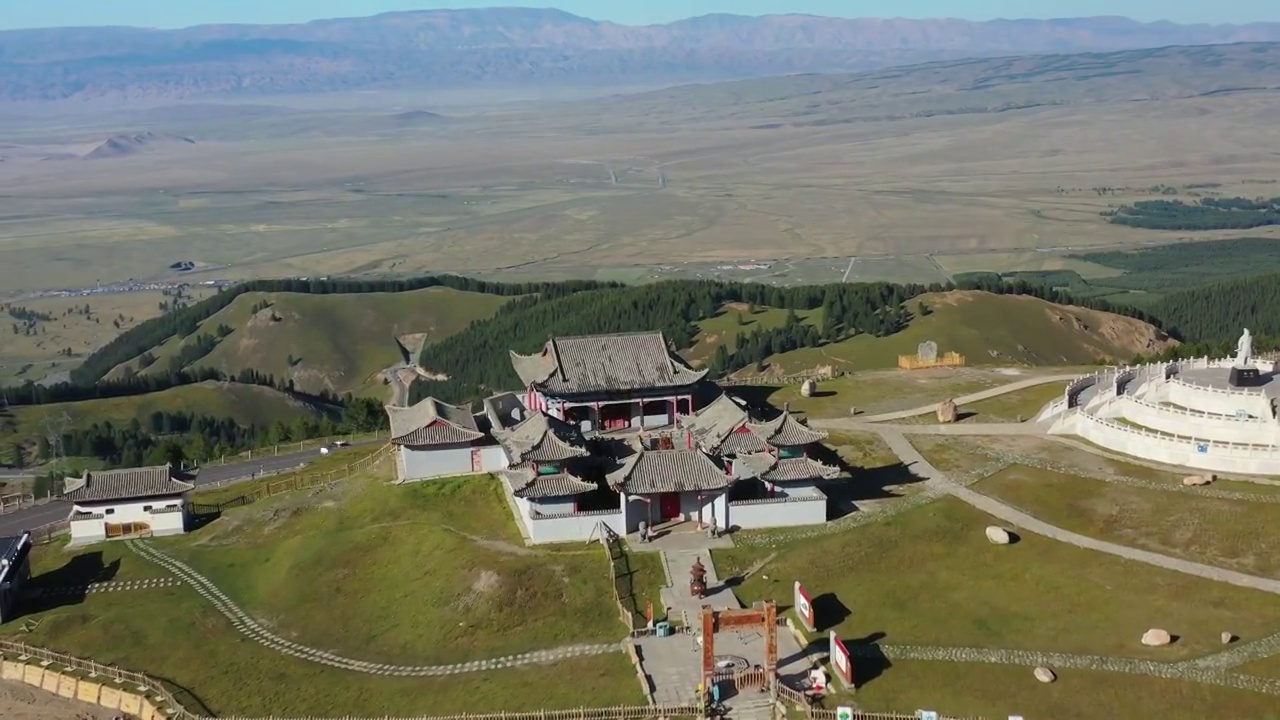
{"left": 110, "top": 287, "right": 511, "bottom": 395}
{"left": 755, "top": 290, "right": 1176, "bottom": 374}
{"left": 685, "top": 303, "right": 824, "bottom": 366}
{"left": 0, "top": 381, "right": 325, "bottom": 442}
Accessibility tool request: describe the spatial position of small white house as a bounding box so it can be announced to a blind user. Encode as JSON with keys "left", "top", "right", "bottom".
{"left": 62, "top": 464, "right": 194, "bottom": 544}
{"left": 386, "top": 396, "right": 507, "bottom": 482}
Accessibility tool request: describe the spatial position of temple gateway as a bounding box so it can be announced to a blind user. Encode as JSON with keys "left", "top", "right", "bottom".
{"left": 386, "top": 331, "right": 847, "bottom": 543}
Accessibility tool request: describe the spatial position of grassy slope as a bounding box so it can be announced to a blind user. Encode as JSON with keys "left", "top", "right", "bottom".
{"left": 0, "top": 381, "right": 324, "bottom": 441}
{"left": 684, "top": 303, "right": 823, "bottom": 366}
{"left": 759, "top": 291, "right": 1174, "bottom": 374}
{"left": 158, "top": 475, "right": 639, "bottom": 665}
{"left": 109, "top": 287, "right": 510, "bottom": 394}
{"left": 12, "top": 470, "right": 647, "bottom": 715}
{"left": 976, "top": 466, "right": 1280, "bottom": 577}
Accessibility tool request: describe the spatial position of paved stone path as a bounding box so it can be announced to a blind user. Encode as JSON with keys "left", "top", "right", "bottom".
{"left": 28, "top": 578, "right": 183, "bottom": 597}
{"left": 125, "top": 539, "right": 621, "bottom": 675}
{"left": 855, "top": 642, "right": 1280, "bottom": 695}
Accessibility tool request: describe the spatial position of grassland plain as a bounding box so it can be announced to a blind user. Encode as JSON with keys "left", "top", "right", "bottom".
{"left": 826, "top": 660, "right": 1280, "bottom": 720}
{"left": 0, "top": 381, "right": 325, "bottom": 443}
{"left": 0, "top": 289, "right": 212, "bottom": 386}
{"left": 757, "top": 291, "right": 1174, "bottom": 375}
{"left": 975, "top": 466, "right": 1280, "bottom": 578}
{"left": 714, "top": 498, "right": 1280, "bottom": 661}
{"left": 8, "top": 468, "right": 649, "bottom": 716}
{"left": 3, "top": 71, "right": 1280, "bottom": 292}
{"left": 113, "top": 287, "right": 511, "bottom": 395}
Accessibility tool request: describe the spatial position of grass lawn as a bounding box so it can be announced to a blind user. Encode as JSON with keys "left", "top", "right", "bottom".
{"left": 28, "top": 538, "right": 165, "bottom": 586}
{"left": 975, "top": 465, "right": 1280, "bottom": 578}
{"left": 835, "top": 660, "right": 1280, "bottom": 720}
{"left": 899, "top": 381, "right": 1067, "bottom": 424}
{"left": 714, "top": 498, "right": 1280, "bottom": 661}
{"left": 731, "top": 368, "right": 1008, "bottom": 419}
{"left": 1, "top": 381, "right": 326, "bottom": 444}
{"left": 5, "top": 588, "right": 644, "bottom": 717}
{"left": 684, "top": 303, "right": 823, "bottom": 366}
{"left": 761, "top": 291, "right": 1166, "bottom": 374}
{"left": 155, "top": 475, "right": 641, "bottom": 665}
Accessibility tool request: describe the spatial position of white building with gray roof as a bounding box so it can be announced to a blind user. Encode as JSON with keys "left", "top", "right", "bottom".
{"left": 62, "top": 464, "right": 194, "bottom": 544}
{"left": 386, "top": 397, "right": 508, "bottom": 482}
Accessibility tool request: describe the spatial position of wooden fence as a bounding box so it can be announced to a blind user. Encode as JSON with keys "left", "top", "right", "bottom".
{"left": 0, "top": 639, "right": 200, "bottom": 719}
{"left": 189, "top": 431, "right": 385, "bottom": 469}
{"left": 216, "top": 706, "right": 702, "bottom": 720}
{"left": 190, "top": 444, "right": 393, "bottom": 514}
{"left": 598, "top": 523, "right": 643, "bottom": 631}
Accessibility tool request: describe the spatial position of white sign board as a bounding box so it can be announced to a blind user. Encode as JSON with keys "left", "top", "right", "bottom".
{"left": 836, "top": 707, "right": 854, "bottom": 720}
{"left": 919, "top": 712, "right": 938, "bottom": 720}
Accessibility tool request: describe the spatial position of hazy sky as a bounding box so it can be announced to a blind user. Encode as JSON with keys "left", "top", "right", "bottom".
{"left": 3, "top": 0, "right": 1278, "bottom": 30}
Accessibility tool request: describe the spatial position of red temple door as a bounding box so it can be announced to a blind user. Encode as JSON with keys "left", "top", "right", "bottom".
{"left": 659, "top": 492, "right": 681, "bottom": 520}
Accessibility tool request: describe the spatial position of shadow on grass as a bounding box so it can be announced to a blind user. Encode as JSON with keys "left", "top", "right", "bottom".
{"left": 822, "top": 460, "right": 926, "bottom": 520}
{"left": 23, "top": 551, "right": 121, "bottom": 614}
{"left": 813, "top": 593, "right": 851, "bottom": 634}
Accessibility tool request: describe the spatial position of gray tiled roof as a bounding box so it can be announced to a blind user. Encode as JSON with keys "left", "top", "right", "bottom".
{"left": 494, "top": 412, "right": 589, "bottom": 464}
{"left": 747, "top": 410, "right": 827, "bottom": 446}
{"left": 62, "top": 464, "right": 194, "bottom": 503}
{"left": 606, "top": 449, "right": 734, "bottom": 495}
{"left": 386, "top": 397, "right": 484, "bottom": 446}
{"left": 734, "top": 454, "right": 841, "bottom": 482}
{"left": 500, "top": 466, "right": 598, "bottom": 499}
{"left": 683, "top": 393, "right": 751, "bottom": 450}
{"left": 511, "top": 332, "right": 708, "bottom": 395}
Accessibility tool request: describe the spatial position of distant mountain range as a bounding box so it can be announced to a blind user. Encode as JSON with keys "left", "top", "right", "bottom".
{"left": 4, "top": 8, "right": 1280, "bottom": 102}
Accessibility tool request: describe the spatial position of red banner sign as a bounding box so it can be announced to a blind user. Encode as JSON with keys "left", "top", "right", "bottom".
{"left": 794, "top": 581, "right": 816, "bottom": 632}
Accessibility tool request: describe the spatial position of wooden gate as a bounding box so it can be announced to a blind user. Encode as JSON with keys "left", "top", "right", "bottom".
{"left": 105, "top": 522, "right": 151, "bottom": 539}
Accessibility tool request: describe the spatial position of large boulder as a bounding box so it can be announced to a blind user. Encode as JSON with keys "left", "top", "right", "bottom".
{"left": 936, "top": 398, "right": 959, "bottom": 423}
{"left": 800, "top": 379, "right": 817, "bottom": 398}
{"left": 985, "top": 526, "right": 1012, "bottom": 545}
{"left": 1222, "top": 631, "right": 1237, "bottom": 645}
{"left": 1182, "top": 475, "right": 1212, "bottom": 487}
{"left": 1142, "top": 628, "right": 1173, "bottom": 647}
{"left": 1033, "top": 667, "right": 1057, "bottom": 684}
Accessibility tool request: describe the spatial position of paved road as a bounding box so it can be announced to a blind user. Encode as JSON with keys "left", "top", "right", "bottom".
{"left": 0, "top": 442, "right": 378, "bottom": 537}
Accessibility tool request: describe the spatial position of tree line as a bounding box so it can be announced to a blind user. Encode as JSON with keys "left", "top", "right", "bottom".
{"left": 409, "top": 280, "right": 928, "bottom": 404}
{"left": 1151, "top": 272, "right": 1280, "bottom": 347}
{"left": 1106, "top": 197, "right": 1280, "bottom": 231}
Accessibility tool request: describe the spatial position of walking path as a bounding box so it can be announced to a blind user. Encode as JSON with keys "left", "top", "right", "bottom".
{"left": 28, "top": 577, "right": 183, "bottom": 598}
{"left": 125, "top": 540, "right": 621, "bottom": 675}
{"left": 874, "top": 428, "right": 1280, "bottom": 595}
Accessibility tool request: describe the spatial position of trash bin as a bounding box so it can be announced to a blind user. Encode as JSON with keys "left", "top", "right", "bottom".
{"left": 654, "top": 621, "right": 673, "bottom": 637}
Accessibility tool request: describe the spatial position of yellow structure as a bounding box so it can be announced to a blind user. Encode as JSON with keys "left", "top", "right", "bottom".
{"left": 897, "top": 352, "right": 966, "bottom": 370}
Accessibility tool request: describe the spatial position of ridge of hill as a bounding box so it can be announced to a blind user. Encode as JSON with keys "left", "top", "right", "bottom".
{"left": 108, "top": 287, "right": 513, "bottom": 396}
{"left": 727, "top": 291, "right": 1177, "bottom": 375}
{"left": 603, "top": 43, "right": 1280, "bottom": 127}
{"left": 0, "top": 380, "right": 325, "bottom": 444}
{"left": 5, "top": 10, "right": 1280, "bottom": 102}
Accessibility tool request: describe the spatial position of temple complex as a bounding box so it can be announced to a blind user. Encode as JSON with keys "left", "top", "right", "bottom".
{"left": 386, "top": 330, "right": 848, "bottom": 540}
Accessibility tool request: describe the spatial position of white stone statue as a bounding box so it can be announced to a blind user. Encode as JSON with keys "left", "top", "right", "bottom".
{"left": 1235, "top": 328, "right": 1254, "bottom": 368}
